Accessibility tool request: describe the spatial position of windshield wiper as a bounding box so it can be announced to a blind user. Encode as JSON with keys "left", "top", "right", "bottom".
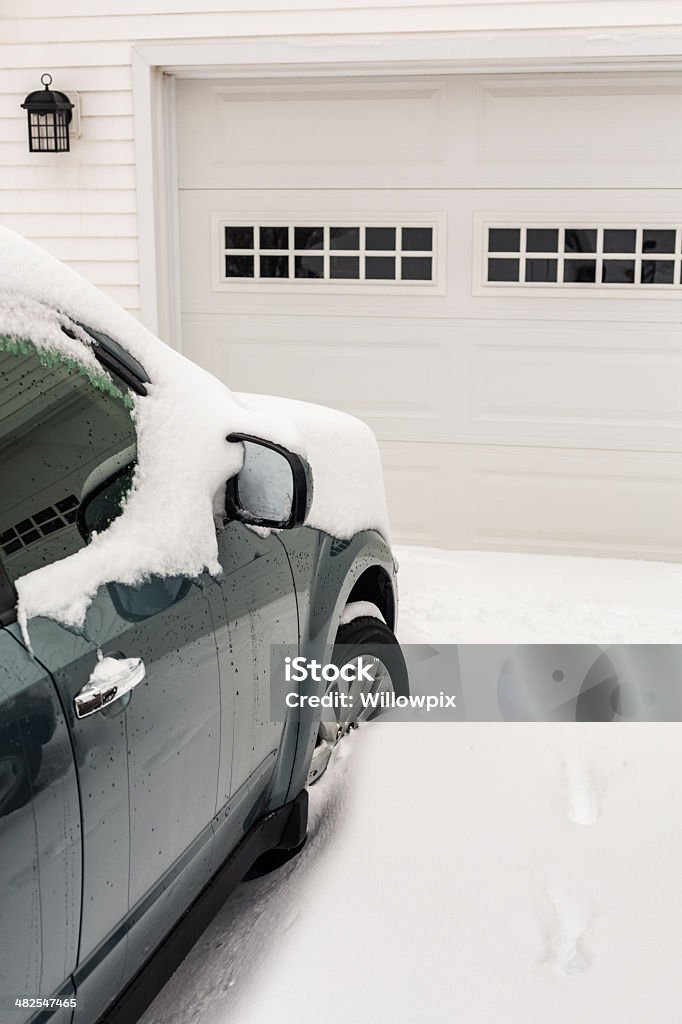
{"left": 90, "top": 343, "right": 148, "bottom": 397}
{"left": 60, "top": 324, "right": 148, "bottom": 397}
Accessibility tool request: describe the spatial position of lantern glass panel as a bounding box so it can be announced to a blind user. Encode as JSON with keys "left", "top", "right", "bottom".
{"left": 29, "top": 110, "right": 70, "bottom": 152}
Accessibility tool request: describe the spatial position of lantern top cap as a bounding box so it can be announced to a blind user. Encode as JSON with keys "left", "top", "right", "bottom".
{"left": 21, "top": 74, "right": 74, "bottom": 113}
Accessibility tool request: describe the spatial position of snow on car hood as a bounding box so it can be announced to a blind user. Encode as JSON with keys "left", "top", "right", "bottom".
{"left": 0, "top": 228, "right": 390, "bottom": 635}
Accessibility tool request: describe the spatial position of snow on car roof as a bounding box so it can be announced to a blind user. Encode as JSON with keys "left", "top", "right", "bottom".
{"left": 0, "top": 228, "right": 390, "bottom": 636}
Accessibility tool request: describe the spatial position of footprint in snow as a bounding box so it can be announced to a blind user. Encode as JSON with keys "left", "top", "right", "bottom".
{"left": 563, "top": 756, "right": 602, "bottom": 826}
{"left": 541, "top": 883, "right": 594, "bottom": 977}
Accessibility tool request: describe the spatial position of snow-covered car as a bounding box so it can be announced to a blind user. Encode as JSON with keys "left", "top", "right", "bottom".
{"left": 0, "top": 229, "right": 408, "bottom": 1024}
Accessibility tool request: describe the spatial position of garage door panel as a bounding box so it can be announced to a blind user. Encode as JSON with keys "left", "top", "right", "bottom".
{"left": 380, "top": 446, "right": 449, "bottom": 547}
{"left": 475, "top": 74, "right": 682, "bottom": 187}
{"left": 469, "top": 450, "right": 682, "bottom": 558}
{"left": 182, "top": 311, "right": 682, "bottom": 452}
{"left": 467, "top": 193, "right": 682, "bottom": 316}
{"left": 180, "top": 187, "right": 682, "bottom": 324}
{"left": 382, "top": 441, "right": 682, "bottom": 560}
{"left": 181, "top": 314, "right": 459, "bottom": 442}
{"left": 177, "top": 78, "right": 452, "bottom": 190}
{"left": 176, "top": 75, "right": 682, "bottom": 190}
{"left": 471, "top": 333, "right": 682, "bottom": 451}
{"left": 179, "top": 188, "right": 450, "bottom": 313}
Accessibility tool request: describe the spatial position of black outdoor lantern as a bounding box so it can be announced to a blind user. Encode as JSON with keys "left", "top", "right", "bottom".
{"left": 21, "top": 74, "right": 74, "bottom": 153}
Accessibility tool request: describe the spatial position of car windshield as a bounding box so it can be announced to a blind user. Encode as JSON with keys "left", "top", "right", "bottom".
{"left": 0, "top": 336, "right": 137, "bottom": 585}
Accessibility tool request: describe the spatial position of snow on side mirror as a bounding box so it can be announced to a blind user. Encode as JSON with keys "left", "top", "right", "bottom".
{"left": 225, "top": 434, "right": 312, "bottom": 530}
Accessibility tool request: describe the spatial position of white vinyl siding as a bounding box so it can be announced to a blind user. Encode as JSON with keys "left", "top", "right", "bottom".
{"left": 0, "top": 51, "right": 136, "bottom": 311}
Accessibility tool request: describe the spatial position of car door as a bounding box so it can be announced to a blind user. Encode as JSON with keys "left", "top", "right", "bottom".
{"left": 24, "top": 572, "right": 224, "bottom": 1018}
{"left": 0, "top": 625, "right": 81, "bottom": 1024}
{"left": 0, "top": 335, "right": 224, "bottom": 1020}
{"left": 207, "top": 520, "right": 299, "bottom": 869}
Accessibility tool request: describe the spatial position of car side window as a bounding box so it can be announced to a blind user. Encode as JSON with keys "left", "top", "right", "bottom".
{"left": 0, "top": 336, "right": 137, "bottom": 586}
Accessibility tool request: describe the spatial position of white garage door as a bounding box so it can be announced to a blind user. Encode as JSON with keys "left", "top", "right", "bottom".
{"left": 176, "top": 73, "right": 682, "bottom": 559}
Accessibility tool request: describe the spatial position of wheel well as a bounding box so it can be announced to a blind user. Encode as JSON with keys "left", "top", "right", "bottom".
{"left": 346, "top": 565, "right": 396, "bottom": 632}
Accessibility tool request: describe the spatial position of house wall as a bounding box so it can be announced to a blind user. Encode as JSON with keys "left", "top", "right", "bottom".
{"left": 1, "top": 1, "right": 682, "bottom": 327}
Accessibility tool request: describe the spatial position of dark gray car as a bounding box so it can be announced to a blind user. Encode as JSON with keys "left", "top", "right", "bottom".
{"left": 0, "top": 317, "right": 407, "bottom": 1023}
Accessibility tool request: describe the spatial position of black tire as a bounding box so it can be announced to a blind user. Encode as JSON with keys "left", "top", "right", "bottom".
{"left": 333, "top": 616, "right": 409, "bottom": 708}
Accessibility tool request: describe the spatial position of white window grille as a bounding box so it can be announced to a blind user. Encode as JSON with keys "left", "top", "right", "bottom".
{"left": 485, "top": 226, "right": 681, "bottom": 288}
{"left": 218, "top": 223, "right": 436, "bottom": 285}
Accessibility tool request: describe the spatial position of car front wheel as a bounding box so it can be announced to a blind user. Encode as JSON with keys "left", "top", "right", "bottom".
{"left": 307, "top": 615, "right": 408, "bottom": 785}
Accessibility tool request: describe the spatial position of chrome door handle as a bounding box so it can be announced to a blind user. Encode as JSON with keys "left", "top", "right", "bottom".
{"left": 74, "top": 656, "right": 146, "bottom": 719}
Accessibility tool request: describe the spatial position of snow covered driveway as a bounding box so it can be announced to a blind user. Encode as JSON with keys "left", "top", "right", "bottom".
{"left": 395, "top": 545, "right": 682, "bottom": 644}
{"left": 141, "top": 546, "right": 682, "bottom": 1024}
{"left": 239, "top": 724, "right": 682, "bottom": 1024}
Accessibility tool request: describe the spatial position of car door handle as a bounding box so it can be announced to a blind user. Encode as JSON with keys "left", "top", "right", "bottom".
{"left": 74, "top": 656, "right": 146, "bottom": 719}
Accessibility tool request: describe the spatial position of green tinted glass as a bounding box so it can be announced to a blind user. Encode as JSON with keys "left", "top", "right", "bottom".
{"left": 0, "top": 337, "right": 137, "bottom": 584}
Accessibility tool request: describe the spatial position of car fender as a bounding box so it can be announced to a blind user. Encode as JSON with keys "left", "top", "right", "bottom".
{"left": 272, "top": 528, "right": 398, "bottom": 805}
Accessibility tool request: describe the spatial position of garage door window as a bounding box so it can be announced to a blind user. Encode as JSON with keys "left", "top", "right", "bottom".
{"left": 221, "top": 223, "right": 435, "bottom": 284}
{"left": 485, "top": 226, "right": 680, "bottom": 288}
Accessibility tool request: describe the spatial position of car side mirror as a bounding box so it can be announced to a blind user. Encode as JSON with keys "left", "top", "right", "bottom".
{"left": 225, "top": 433, "right": 312, "bottom": 530}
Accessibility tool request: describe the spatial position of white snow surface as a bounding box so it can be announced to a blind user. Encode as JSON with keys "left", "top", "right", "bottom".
{"left": 141, "top": 545, "right": 682, "bottom": 1024}
{"left": 395, "top": 545, "right": 682, "bottom": 644}
{"left": 237, "top": 723, "right": 682, "bottom": 1024}
{"left": 339, "top": 600, "right": 385, "bottom": 625}
{"left": 0, "top": 229, "right": 389, "bottom": 632}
